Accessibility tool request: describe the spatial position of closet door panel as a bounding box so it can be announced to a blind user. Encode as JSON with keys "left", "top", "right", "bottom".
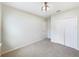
{"left": 65, "top": 17, "right": 77, "bottom": 49}
{"left": 54, "top": 20, "right": 65, "bottom": 45}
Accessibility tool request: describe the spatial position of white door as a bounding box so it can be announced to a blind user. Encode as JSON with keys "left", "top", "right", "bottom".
{"left": 65, "top": 17, "right": 77, "bottom": 49}
{"left": 53, "top": 17, "right": 77, "bottom": 49}
{"left": 54, "top": 20, "right": 65, "bottom": 45}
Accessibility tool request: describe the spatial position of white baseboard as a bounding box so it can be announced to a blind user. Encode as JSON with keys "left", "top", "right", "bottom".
{"left": 2, "top": 38, "right": 45, "bottom": 55}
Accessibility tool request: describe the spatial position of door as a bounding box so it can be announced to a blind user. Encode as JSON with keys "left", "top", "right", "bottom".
{"left": 54, "top": 20, "right": 65, "bottom": 45}
{"left": 53, "top": 17, "right": 77, "bottom": 49}
{"left": 65, "top": 17, "right": 77, "bottom": 49}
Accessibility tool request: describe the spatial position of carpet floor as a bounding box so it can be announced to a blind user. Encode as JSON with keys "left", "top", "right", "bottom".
{"left": 2, "top": 39, "right": 79, "bottom": 57}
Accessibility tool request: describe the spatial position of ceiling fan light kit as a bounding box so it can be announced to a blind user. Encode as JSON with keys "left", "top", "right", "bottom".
{"left": 41, "top": 2, "right": 49, "bottom": 12}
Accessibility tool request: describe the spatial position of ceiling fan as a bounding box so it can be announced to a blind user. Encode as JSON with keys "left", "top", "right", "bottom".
{"left": 41, "top": 2, "right": 49, "bottom": 12}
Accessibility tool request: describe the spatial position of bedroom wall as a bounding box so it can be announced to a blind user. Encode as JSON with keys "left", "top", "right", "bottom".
{"left": 50, "top": 7, "right": 79, "bottom": 50}
{"left": 46, "top": 17, "right": 51, "bottom": 39}
{"left": 77, "top": 12, "right": 79, "bottom": 49}
{"left": 0, "top": 4, "right": 2, "bottom": 54}
{"left": 0, "top": 4, "right": 1, "bottom": 41}
{"left": 2, "top": 5, "right": 47, "bottom": 53}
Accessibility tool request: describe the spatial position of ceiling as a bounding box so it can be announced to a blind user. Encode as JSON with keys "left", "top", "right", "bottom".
{"left": 2, "top": 2, "right": 79, "bottom": 18}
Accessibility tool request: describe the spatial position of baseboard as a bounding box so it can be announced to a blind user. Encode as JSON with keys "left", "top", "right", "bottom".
{"left": 1, "top": 38, "right": 45, "bottom": 55}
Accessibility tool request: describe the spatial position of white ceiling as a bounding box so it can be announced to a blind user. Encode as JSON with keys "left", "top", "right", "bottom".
{"left": 2, "top": 2, "right": 79, "bottom": 18}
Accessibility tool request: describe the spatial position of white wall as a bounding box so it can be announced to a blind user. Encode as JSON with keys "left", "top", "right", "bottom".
{"left": 78, "top": 13, "right": 79, "bottom": 49}
{"left": 0, "top": 4, "right": 1, "bottom": 55}
{"left": 50, "top": 7, "right": 79, "bottom": 50}
{"left": 0, "top": 4, "right": 1, "bottom": 42}
{"left": 47, "top": 17, "right": 51, "bottom": 39}
{"left": 2, "top": 5, "right": 47, "bottom": 53}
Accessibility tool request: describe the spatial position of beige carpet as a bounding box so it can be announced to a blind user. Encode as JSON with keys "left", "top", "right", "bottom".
{"left": 2, "top": 39, "right": 79, "bottom": 57}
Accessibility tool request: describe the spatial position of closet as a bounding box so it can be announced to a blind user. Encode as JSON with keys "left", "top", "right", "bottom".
{"left": 51, "top": 17, "right": 77, "bottom": 49}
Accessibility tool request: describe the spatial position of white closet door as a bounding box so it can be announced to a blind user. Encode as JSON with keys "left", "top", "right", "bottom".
{"left": 54, "top": 20, "right": 65, "bottom": 45}
{"left": 65, "top": 17, "right": 77, "bottom": 49}
{"left": 53, "top": 17, "right": 77, "bottom": 49}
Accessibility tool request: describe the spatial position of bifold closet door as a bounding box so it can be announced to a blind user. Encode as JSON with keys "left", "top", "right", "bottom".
{"left": 53, "top": 17, "right": 77, "bottom": 49}
{"left": 65, "top": 17, "right": 77, "bottom": 49}
{"left": 54, "top": 20, "right": 65, "bottom": 45}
